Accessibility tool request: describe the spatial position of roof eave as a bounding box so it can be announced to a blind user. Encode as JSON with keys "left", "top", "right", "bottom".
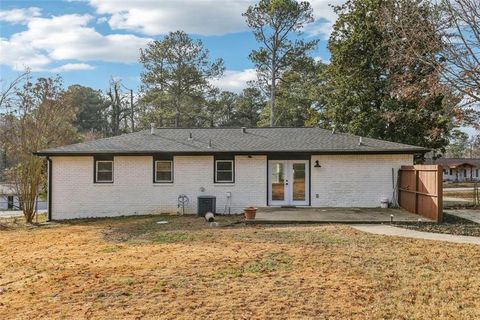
{"left": 34, "top": 148, "right": 430, "bottom": 157}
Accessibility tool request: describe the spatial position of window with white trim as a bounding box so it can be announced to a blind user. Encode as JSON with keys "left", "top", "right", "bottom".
{"left": 155, "top": 160, "right": 173, "bottom": 183}
{"left": 95, "top": 160, "right": 113, "bottom": 183}
{"left": 215, "top": 160, "right": 234, "bottom": 183}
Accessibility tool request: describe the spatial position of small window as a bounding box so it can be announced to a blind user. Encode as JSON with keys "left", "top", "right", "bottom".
{"left": 7, "top": 195, "right": 14, "bottom": 210}
{"left": 476, "top": 169, "right": 479, "bottom": 177}
{"left": 464, "top": 169, "right": 467, "bottom": 177}
{"left": 96, "top": 160, "right": 113, "bottom": 183}
{"left": 155, "top": 160, "right": 173, "bottom": 183}
{"left": 215, "top": 160, "right": 234, "bottom": 183}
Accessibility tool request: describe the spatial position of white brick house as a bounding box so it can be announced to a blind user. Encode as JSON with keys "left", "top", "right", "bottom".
{"left": 428, "top": 158, "right": 480, "bottom": 182}
{"left": 36, "top": 127, "right": 426, "bottom": 220}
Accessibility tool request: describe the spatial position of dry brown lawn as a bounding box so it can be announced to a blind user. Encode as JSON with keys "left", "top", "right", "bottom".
{"left": 444, "top": 190, "right": 477, "bottom": 201}
{"left": 1, "top": 214, "right": 480, "bottom": 319}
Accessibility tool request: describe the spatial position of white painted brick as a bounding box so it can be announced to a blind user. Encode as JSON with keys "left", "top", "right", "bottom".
{"left": 51, "top": 153, "right": 413, "bottom": 219}
{"left": 51, "top": 155, "right": 267, "bottom": 219}
{"left": 310, "top": 154, "right": 413, "bottom": 207}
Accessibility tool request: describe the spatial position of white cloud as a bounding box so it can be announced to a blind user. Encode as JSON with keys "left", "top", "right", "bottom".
{"left": 0, "top": 7, "right": 41, "bottom": 24}
{"left": 50, "top": 63, "right": 95, "bottom": 72}
{"left": 0, "top": 37, "right": 51, "bottom": 71}
{"left": 88, "top": 0, "right": 252, "bottom": 36}
{"left": 0, "top": 13, "right": 151, "bottom": 71}
{"left": 87, "top": 0, "right": 344, "bottom": 38}
{"left": 212, "top": 69, "right": 257, "bottom": 93}
{"left": 307, "top": 0, "right": 345, "bottom": 38}
{"left": 314, "top": 56, "right": 330, "bottom": 64}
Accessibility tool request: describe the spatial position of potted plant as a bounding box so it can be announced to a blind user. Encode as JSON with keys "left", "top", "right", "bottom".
{"left": 244, "top": 207, "right": 257, "bottom": 220}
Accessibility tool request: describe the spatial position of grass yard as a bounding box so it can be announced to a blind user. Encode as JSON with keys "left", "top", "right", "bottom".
{"left": 444, "top": 181, "right": 476, "bottom": 188}
{"left": 1, "top": 214, "right": 480, "bottom": 319}
{"left": 444, "top": 190, "right": 477, "bottom": 201}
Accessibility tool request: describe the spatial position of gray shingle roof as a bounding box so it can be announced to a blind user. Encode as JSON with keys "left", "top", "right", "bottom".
{"left": 35, "top": 127, "right": 428, "bottom": 155}
{"left": 427, "top": 158, "right": 480, "bottom": 168}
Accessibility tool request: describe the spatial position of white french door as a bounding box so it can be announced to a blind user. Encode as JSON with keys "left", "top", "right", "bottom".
{"left": 268, "top": 160, "right": 309, "bottom": 206}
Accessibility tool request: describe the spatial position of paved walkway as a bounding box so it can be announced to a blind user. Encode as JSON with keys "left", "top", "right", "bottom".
{"left": 352, "top": 224, "right": 480, "bottom": 245}
{"left": 0, "top": 210, "right": 46, "bottom": 218}
{"left": 444, "top": 187, "right": 475, "bottom": 192}
{"left": 447, "top": 209, "right": 480, "bottom": 224}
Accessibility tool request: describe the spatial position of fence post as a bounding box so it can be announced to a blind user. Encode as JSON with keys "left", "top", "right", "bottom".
{"left": 414, "top": 168, "right": 419, "bottom": 214}
{"left": 397, "top": 168, "right": 402, "bottom": 206}
{"left": 437, "top": 165, "right": 443, "bottom": 222}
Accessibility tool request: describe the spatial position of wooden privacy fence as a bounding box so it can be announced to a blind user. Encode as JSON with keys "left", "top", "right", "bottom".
{"left": 398, "top": 165, "right": 443, "bottom": 222}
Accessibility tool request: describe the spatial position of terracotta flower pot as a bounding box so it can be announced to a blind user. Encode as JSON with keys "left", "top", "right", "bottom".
{"left": 244, "top": 207, "right": 257, "bottom": 220}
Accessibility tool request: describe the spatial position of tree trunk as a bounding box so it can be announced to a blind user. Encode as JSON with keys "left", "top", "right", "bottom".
{"left": 270, "top": 47, "right": 277, "bottom": 127}
{"left": 270, "top": 73, "right": 276, "bottom": 127}
{"left": 174, "top": 96, "right": 180, "bottom": 128}
{"left": 130, "top": 89, "right": 135, "bottom": 132}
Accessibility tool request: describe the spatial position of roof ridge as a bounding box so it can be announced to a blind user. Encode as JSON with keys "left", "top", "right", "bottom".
{"left": 35, "top": 126, "right": 429, "bottom": 155}
{"left": 142, "top": 126, "right": 327, "bottom": 130}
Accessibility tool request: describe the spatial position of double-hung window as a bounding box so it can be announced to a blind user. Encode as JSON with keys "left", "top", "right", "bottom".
{"left": 155, "top": 160, "right": 173, "bottom": 183}
{"left": 95, "top": 157, "right": 114, "bottom": 183}
{"left": 215, "top": 158, "right": 234, "bottom": 183}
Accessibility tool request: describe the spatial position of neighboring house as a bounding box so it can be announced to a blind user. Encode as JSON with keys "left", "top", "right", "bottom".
{"left": 429, "top": 158, "right": 480, "bottom": 182}
{"left": 0, "top": 184, "right": 18, "bottom": 210}
{"left": 0, "top": 183, "right": 48, "bottom": 211}
{"left": 35, "top": 127, "right": 428, "bottom": 220}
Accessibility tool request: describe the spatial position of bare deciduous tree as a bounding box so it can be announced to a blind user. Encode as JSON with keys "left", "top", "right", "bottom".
{"left": 0, "top": 70, "right": 30, "bottom": 113}
{"left": 106, "top": 78, "right": 129, "bottom": 136}
{"left": 1, "top": 76, "right": 78, "bottom": 223}
{"left": 442, "top": 0, "right": 480, "bottom": 106}
{"left": 380, "top": 0, "right": 480, "bottom": 127}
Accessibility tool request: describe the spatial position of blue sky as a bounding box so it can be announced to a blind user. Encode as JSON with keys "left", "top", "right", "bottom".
{"left": 0, "top": 0, "right": 339, "bottom": 92}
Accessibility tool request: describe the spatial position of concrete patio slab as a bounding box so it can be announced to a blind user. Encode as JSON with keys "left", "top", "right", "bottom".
{"left": 252, "top": 207, "right": 432, "bottom": 224}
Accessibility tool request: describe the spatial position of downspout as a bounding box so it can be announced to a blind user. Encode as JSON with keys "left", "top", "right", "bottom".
{"left": 47, "top": 156, "right": 52, "bottom": 221}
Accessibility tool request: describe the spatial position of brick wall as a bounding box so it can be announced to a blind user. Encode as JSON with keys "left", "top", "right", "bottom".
{"left": 51, "top": 153, "right": 413, "bottom": 219}
{"left": 310, "top": 154, "right": 413, "bottom": 207}
{"left": 51, "top": 155, "right": 267, "bottom": 219}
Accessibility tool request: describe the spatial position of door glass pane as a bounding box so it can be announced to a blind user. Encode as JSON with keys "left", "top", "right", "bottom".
{"left": 271, "top": 163, "right": 285, "bottom": 201}
{"left": 292, "top": 163, "right": 305, "bottom": 201}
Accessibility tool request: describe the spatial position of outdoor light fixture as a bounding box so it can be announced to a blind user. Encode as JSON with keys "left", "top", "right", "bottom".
{"left": 314, "top": 160, "right": 321, "bottom": 168}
